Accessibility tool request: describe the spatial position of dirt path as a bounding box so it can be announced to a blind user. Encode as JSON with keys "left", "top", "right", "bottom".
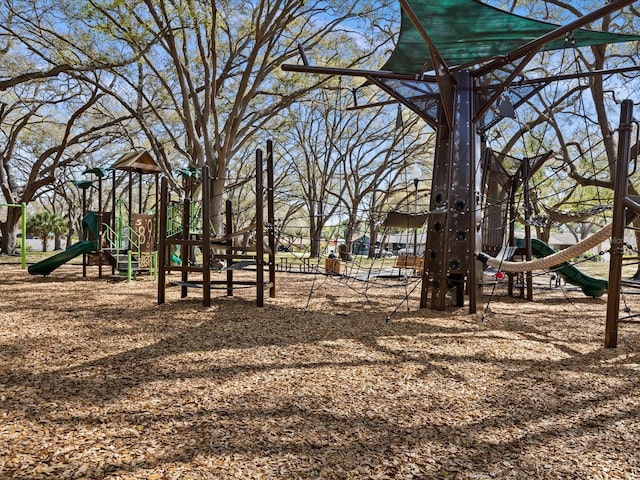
{"left": 1, "top": 264, "right": 639, "bottom": 479}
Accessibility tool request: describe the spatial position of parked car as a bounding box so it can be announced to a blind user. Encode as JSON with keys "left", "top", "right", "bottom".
{"left": 398, "top": 248, "right": 424, "bottom": 256}
{"left": 277, "top": 244, "right": 292, "bottom": 252}
{"left": 374, "top": 247, "right": 393, "bottom": 258}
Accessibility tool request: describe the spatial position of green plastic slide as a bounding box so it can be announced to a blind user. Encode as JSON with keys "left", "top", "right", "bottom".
{"left": 28, "top": 240, "right": 97, "bottom": 276}
{"left": 531, "top": 238, "right": 608, "bottom": 298}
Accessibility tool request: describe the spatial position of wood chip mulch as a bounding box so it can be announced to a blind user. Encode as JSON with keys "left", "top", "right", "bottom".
{"left": 1, "top": 264, "right": 639, "bottom": 479}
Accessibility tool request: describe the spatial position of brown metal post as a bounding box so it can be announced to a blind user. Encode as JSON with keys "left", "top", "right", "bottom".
{"left": 157, "top": 177, "right": 168, "bottom": 305}
{"left": 523, "top": 157, "right": 534, "bottom": 301}
{"left": 466, "top": 72, "right": 483, "bottom": 314}
{"left": 202, "top": 166, "right": 211, "bottom": 307}
{"left": 112, "top": 170, "right": 116, "bottom": 233}
{"left": 605, "top": 99, "right": 634, "bottom": 348}
{"left": 507, "top": 184, "right": 516, "bottom": 297}
{"left": 82, "top": 187, "right": 87, "bottom": 279}
{"left": 226, "top": 200, "right": 234, "bottom": 297}
{"left": 266, "top": 140, "right": 276, "bottom": 298}
{"left": 112, "top": 169, "right": 117, "bottom": 276}
{"left": 427, "top": 71, "right": 477, "bottom": 311}
{"left": 97, "top": 174, "right": 103, "bottom": 279}
{"left": 155, "top": 173, "right": 159, "bottom": 247}
{"left": 256, "top": 148, "right": 265, "bottom": 307}
{"left": 138, "top": 172, "right": 143, "bottom": 214}
{"left": 128, "top": 171, "right": 133, "bottom": 231}
{"left": 180, "top": 194, "right": 190, "bottom": 299}
{"left": 425, "top": 101, "right": 452, "bottom": 310}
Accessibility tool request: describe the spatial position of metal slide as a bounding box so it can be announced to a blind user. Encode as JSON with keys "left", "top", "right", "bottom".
{"left": 531, "top": 239, "right": 608, "bottom": 298}
{"left": 28, "top": 241, "right": 97, "bottom": 276}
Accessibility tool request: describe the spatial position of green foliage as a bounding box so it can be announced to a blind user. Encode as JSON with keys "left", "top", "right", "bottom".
{"left": 26, "top": 211, "right": 67, "bottom": 253}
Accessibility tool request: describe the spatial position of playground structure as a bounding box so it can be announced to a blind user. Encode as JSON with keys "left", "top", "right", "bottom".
{"left": 282, "top": 0, "right": 640, "bottom": 346}
{"left": 28, "top": 151, "right": 162, "bottom": 280}
{"left": 479, "top": 147, "right": 611, "bottom": 300}
{"left": 157, "top": 142, "right": 276, "bottom": 307}
{"left": 606, "top": 100, "right": 639, "bottom": 347}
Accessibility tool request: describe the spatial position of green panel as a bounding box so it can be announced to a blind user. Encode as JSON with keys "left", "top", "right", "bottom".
{"left": 383, "top": 0, "right": 639, "bottom": 74}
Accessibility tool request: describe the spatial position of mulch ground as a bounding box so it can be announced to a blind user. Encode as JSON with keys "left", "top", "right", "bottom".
{"left": 1, "top": 263, "right": 639, "bottom": 479}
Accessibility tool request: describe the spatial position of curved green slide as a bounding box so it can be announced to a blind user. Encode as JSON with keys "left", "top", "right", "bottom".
{"left": 531, "top": 238, "right": 608, "bottom": 298}
{"left": 28, "top": 240, "right": 97, "bottom": 276}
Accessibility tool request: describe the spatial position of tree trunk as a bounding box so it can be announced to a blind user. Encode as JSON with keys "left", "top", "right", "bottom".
{"left": 0, "top": 222, "right": 17, "bottom": 255}
{"left": 40, "top": 234, "right": 49, "bottom": 252}
{"left": 368, "top": 217, "right": 378, "bottom": 259}
{"left": 311, "top": 228, "right": 322, "bottom": 258}
{"left": 209, "top": 177, "right": 226, "bottom": 237}
{"left": 344, "top": 212, "right": 357, "bottom": 254}
{"left": 535, "top": 224, "right": 551, "bottom": 244}
{"left": 66, "top": 219, "right": 74, "bottom": 248}
{"left": 0, "top": 206, "right": 21, "bottom": 255}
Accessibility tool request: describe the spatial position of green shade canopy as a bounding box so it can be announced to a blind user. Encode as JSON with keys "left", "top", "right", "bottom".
{"left": 383, "top": 0, "right": 640, "bottom": 74}
{"left": 73, "top": 180, "right": 95, "bottom": 190}
{"left": 84, "top": 167, "right": 109, "bottom": 178}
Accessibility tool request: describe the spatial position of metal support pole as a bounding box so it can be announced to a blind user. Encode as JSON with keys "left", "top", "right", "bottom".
{"left": 226, "top": 200, "right": 233, "bottom": 297}
{"left": 605, "top": 99, "right": 634, "bottom": 348}
{"left": 266, "top": 140, "right": 277, "bottom": 298}
{"left": 180, "top": 192, "right": 190, "bottom": 299}
{"left": 82, "top": 189, "right": 87, "bottom": 279}
{"left": 202, "top": 166, "right": 211, "bottom": 307}
{"left": 413, "top": 178, "right": 418, "bottom": 257}
{"left": 256, "top": 148, "right": 265, "bottom": 307}
{"left": 128, "top": 171, "right": 133, "bottom": 232}
{"left": 138, "top": 172, "right": 143, "bottom": 214}
{"left": 157, "top": 177, "right": 168, "bottom": 305}
{"left": 97, "top": 174, "right": 103, "bottom": 279}
{"left": 523, "top": 158, "right": 533, "bottom": 301}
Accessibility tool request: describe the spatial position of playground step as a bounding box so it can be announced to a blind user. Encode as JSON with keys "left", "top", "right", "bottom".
{"left": 620, "top": 278, "right": 640, "bottom": 289}
{"left": 102, "top": 249, "right": 140, "bottom": 272}
{"left": 116, "top": 262, "right": 139, "bottom": 271}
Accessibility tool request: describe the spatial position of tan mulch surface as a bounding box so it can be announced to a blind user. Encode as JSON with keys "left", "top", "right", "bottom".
{"left": 1, "top": 263, "right": 639, "bottom": 479}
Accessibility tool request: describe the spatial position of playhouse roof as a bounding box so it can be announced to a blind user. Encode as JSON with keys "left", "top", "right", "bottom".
{"left": 382, "top": 0, "right": 640, "bottom": 74}
{"left": 112, "top": 151, "right": 162, "bottom": 174}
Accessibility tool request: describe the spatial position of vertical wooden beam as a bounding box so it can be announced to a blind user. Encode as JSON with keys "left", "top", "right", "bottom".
{"left": 155, "top": 173, "right": 159, "bottom": 247}
{"left": 128, "top": 171, "right": 133, "bottom": 231}
{"left": 112, "top": 169, "right": 117, "bottom": 276}
{"left": 461, "top": 71, "right": 482, "bottom": 314}
{"left": 605, "top": 99, "right": 634, "bottom": 348}
{"left": 507, "top": 183, "right": 516, "bottom": 297}
{"left": 82, "top": 187, "right": 87, "bottom": 279}
{"left": 226, "top": 200, "right": 233, "bottom": 297}
{"left": 138, "top": 172, "right": 143, "bottom": 214}
{"left": 202, "top": 166, "right": 211, "bottom": 307}
{"left": 266, "top": 140, "right": 277, "bottom": 298}
{"left": 256, "top": 148, "right": 265, "bottom": 307}
{"left": 425, "top": 102, "right": 452, "bottom": 310}
{"left": 97, "top": 174, "right": 103, "bottom": 279}
{"left": 523, "top": 157, "right": 534, "bottom": 301}
{"left": 157, "top": 177, "right": 168, "bottom": 305}
{"left": 180, "top": 192, "right": 190, "bottom": 299}
{"left": 423, "top": 70, "right": 480, "bottom": 312}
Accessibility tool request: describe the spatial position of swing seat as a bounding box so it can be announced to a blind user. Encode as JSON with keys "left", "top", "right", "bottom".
{"left": 221, "top": 260, "right": 256, "bottom": 271}
{"left": 493, "top": 245, "right": 518, "bottom": 263}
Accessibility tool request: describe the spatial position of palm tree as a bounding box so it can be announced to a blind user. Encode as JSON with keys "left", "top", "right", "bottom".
{"left": 26, "top": 212, "right": 67, "bottom": 252}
